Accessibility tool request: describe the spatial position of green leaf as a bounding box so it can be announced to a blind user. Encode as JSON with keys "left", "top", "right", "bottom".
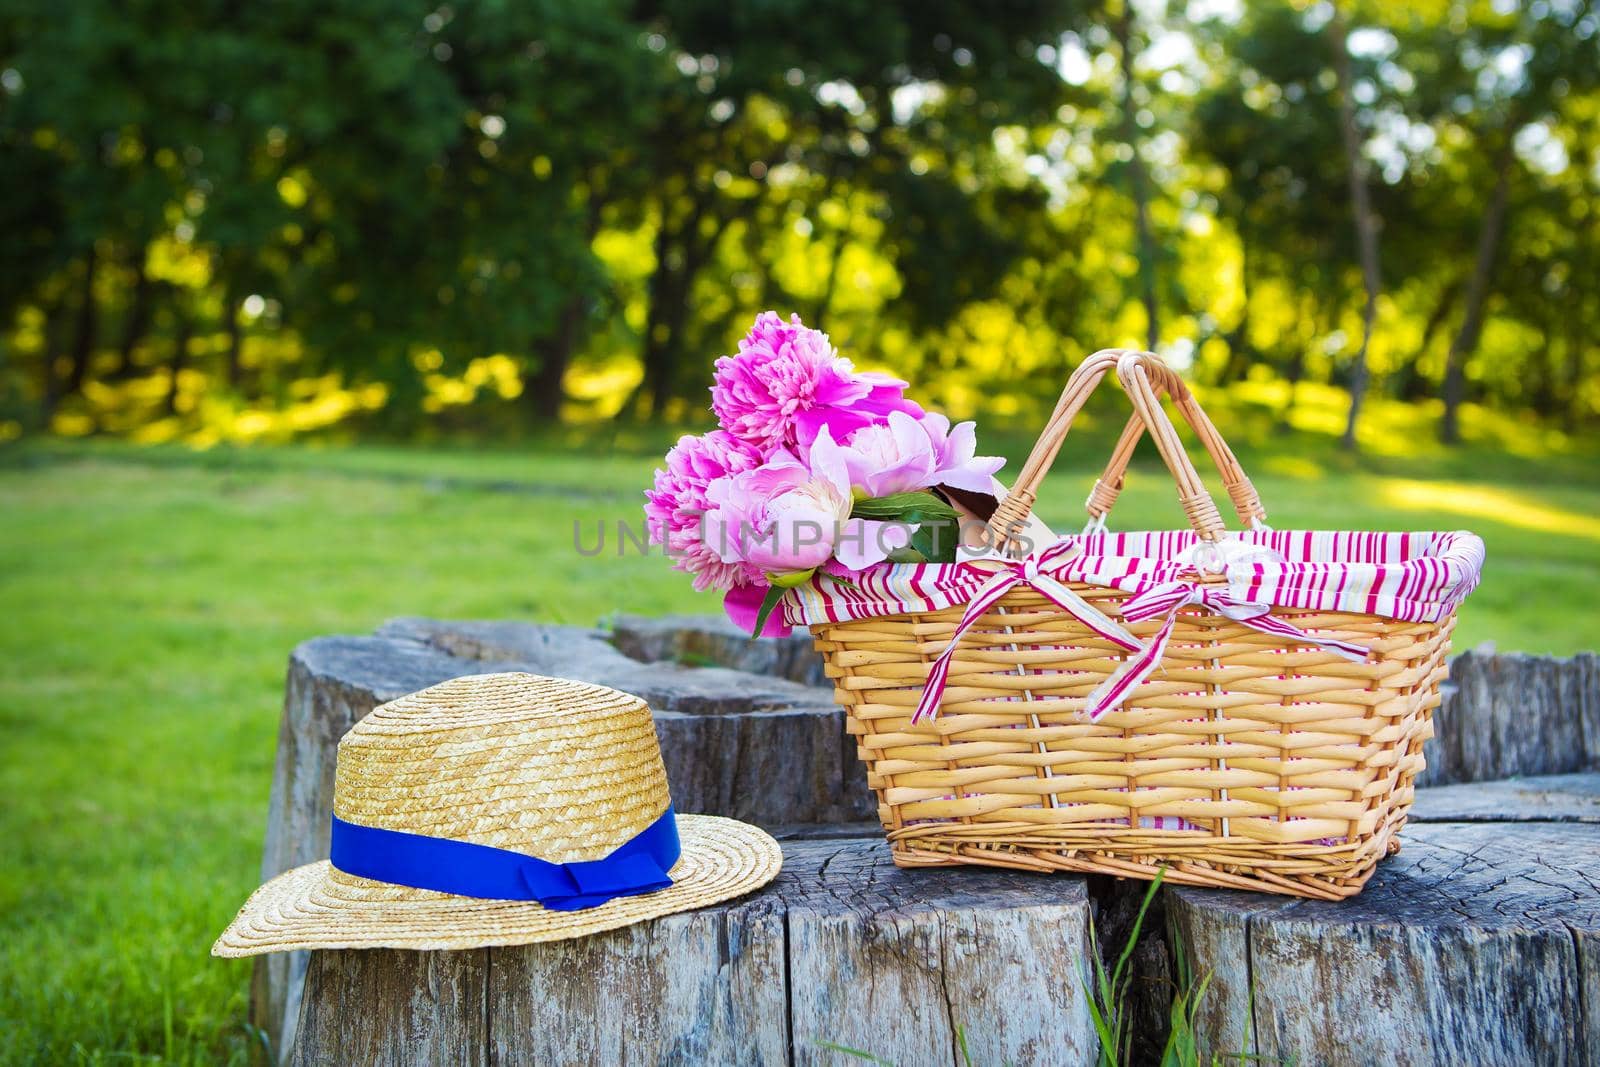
{"left": 748, "top": 583, "right": 787, "bottom": 640}
{"left": 1082, "top": 868, "right": 1168, "bottom": 1067}
{"left": 850, "top": 491, "right": 961, "bottom": 524}
{"left": 766, "top": 567, "right": 816, "bottom": 589}
{"left": 851, "top": 492, "right": 962, "bottom": 564}
{"left": 910, "top": 519, "right": 959, "bottom": 563}
{"left": 814, "top": 1040, "right": 895, "bottom": 1065}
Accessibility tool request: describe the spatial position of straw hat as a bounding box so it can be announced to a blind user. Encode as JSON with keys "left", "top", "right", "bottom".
{"left": 213, "top": 672, "right": 782, "bottom": 955}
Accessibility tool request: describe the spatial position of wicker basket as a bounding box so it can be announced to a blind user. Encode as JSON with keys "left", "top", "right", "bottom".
{"left": 807, "top": 350, "right": 1476, "bottom": 900}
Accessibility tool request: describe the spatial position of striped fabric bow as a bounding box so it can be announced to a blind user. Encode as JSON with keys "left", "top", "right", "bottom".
{"left": 1083, "top": 580, "right": 1371, "bottom": 719}
{"left": 911, "top": 541, "right": 1142, "bottom": 724}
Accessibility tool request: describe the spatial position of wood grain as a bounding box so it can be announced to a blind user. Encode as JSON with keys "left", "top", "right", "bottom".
{"left": 254, "top": 620, "right": 873, "bottom": 1059}
{"left": 1408, "top": 770, "right": 1600, "bottom": 823}
{"left": 611, "top": 612, "right": 829, "bottom": 687}
{"left": 1172, "top": 822, "right": 1600, "bottom": 1066}
{"left": 292, "top": 839, "right": 1098, "bottom": 1066}
{"left": 292, "top": 949, "right": 488, "bottom": 1067}
{"left": 1420, "top": 648, "right": 1600, "bottom": 786}
{"left": 781, "top": 841, "right": 1095, "bottom": 1067}
{"left": 257, "top": 621, "right": 1600, "bottom": 1064}
{"left": 487, "top": 888, "right": 788, "bottom": 1065}
{"left": 255, "top": 636, "right": 476, "bottom": 1060}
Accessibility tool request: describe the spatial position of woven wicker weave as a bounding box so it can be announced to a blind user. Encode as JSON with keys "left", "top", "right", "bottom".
{"left": 810, "top": 350, "right": 1458, "bottom": 899}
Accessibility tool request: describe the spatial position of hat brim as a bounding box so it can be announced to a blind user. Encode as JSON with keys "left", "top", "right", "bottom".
{"left": 212, "top": 815, "right": 781, "bottom": 956}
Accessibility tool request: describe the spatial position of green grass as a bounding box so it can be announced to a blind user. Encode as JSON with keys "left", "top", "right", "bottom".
{"left": 2, "top": 430, "right": 1598, "bottom": 1063}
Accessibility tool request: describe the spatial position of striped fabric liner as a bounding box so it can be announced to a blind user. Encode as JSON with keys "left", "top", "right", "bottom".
{"left": 783, "top": 529, "right": 1484, "bottom": 629}
{"left": 794, "top": 528, "right": 1482, "bottom": 841}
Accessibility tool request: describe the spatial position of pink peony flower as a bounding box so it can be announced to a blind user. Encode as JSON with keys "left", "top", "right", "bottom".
{"left": 657, "top": 311, "right": 1005, "bottom": 633}
{"left": 807, "top": 412, "right": 936, "bottom": 498}
{"left": 704, "top": 459, "right": 849, "bottom": 575}
{"left": 711, "top": 311, "right": 922, "bottom": 452}
{"left": 918, "top": 411, "right": 1007, "bottom": 493}
{"left": 722, "top": 582, "right": 793, "bottom": 637}
{"left": 807, "top": 411, "right": 1006, "bottom": 499}
{"left": 645, "top": 430, "right": 766, "bottom": 592}
{"left": 701, "top": 450, "right": 912, "bottom": 580}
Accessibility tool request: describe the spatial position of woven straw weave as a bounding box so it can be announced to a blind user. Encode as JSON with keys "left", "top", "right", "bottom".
{"left": 213, "top": 673, "right": 781, "bottom": 955}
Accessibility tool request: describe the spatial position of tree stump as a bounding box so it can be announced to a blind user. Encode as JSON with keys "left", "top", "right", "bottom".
{"left": 252, "top": 618, "right": 874, "bottom": 1060}
{"left": 254, "top": 618, "right": 1600, "bottom": 1063}
{"left": 288, "top": 838, "right": 1098, "bottom": 1066}
{"left": 1408, "top": 770, "right": 1600, "bottom": 823}
{"left": 1419, "top": 647, "right": 1600, "bottom": 786}
{"left": 611, "top": 613, "right": 829, "bottom": 688}
{"left": 1169, "top": 813, "right": 1600, "bottom": 1066}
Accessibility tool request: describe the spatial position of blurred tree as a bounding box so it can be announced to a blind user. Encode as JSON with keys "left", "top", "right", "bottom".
{"left": 1189, "top": 1, "right": 1361, "bottom": 420}
{"left": 1112, "top": 0, "right": 1159, "bottom": 352}
{"left": 274, "top": 0, "right": 654, "bottom": 426}
{"left": 0, "top": 0, "right": 1596, "bottom": 440}
{"left": 1391, "top": 0, "right": 1600, "bottom": 442}
{"left": 622, "top": 0, "right": 1087, "bottom": 417}
{"left": 1327, "top": 5, "right": 1381, "bottom": 450}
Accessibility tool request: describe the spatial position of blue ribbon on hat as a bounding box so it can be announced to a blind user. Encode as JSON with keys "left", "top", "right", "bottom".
{"left": 329, "top": 804, "right": 680, "bottom": 911}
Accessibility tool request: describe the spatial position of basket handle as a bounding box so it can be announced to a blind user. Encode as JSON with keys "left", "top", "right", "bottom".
{"left": 1086, "top": 386, "right": 1266, "bottom": 532}
{"left": 987, "top": 349, "right": 1249, "bottom": 551}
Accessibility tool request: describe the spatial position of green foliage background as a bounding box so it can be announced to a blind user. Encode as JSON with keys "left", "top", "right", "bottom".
{"left": 2, "top": 0, "right": 1597, "bottom": 444}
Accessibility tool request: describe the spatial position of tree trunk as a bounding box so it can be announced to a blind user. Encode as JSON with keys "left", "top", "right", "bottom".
{"left": 812, "top": 165, "right": 848, "bottom": 331}
{"left": 632, "top": 188, "right": 705, "bottom": 421}
{"left": 525, "top": 193, "right": 604, "bottom": 422}
{"left": 813, "top": 220, "right": 848, "bottom": 333}
{"left": 223, "top": 288, "right": 243, "bottom": 389}
{"left": 1561, "top": 207, "right": 1597, "bottom": 431}
{"left": 1276, "top": 293, "right": 1319, "bottom": 430}
{"left": 633, "top": 184, "right": 750, "bottom": 419}
{"left": 64, "top": 245, "right": 99, "bottom": 398}
{"left": 1330, "top": 9, "right": 1382, "bottom": 452}
{"left": 112, "top": 250, "right": 153, "bottom": 379}
{"left": 1563, "top": 308, "right": 1585, "bottom": 432}
{"left": 527, "top": 296, "right": 584, "bottom": 422}
{"left": 166, "top": 313, "right": 192, "bottom": 417}
{"left": 1115, "top": 4, "right": 1159, "bottom": 353}
{"left": 636, "top": 217, "right": 685, "bottom": 421}
{"left": 1441, "top": 140, "right": 1516, "bottom": 444}
{"left": 39, "top": 299, "right": 68, "bottom": 425}
{"left": 1220, "top": 228, "right": 1254, "bottom": 383}
{"left": 289, "top": 839, "right": 1097, "bottom": 1067}
{"left": 1170, "top": 820, "right": 1600, "bottom": 1066}
{"left": 1401, "top": 277, "right": 1462, "bottom": 399}
{"left": 1280, "top": 346, "right": 1305, "bottom": 431}
{"left": 1530, "top": 326, "right": 1557, "bottom": 417}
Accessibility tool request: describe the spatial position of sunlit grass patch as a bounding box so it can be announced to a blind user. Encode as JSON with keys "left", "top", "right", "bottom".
{"left": 1378, "top": 478, "right": 1600, "bottom": 542}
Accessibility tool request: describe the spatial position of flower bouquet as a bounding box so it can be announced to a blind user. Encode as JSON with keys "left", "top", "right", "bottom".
{"left": 645, "top": 312, "right": 1006, "bottom": 637}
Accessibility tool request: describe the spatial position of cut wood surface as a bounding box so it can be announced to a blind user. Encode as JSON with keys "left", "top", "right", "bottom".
{"left": 1408, "top": 770, "right": 1600, "bottom": 822}
{"left": 254, "top": 634, "right": 486, "bottom": 1063}
{"left": 611, "top": 613, "right": 828, "bottom": 687}
{"left": 255, "top": 619, "right": 1600, "bottom": 1063}
{"left": 1169, "top": 821, "right": 1600, "bottom": 1067}
{"left": 253, "top": 618, "right": 872, "bottom": 1059}
{"left": 376, "top": 617, "right": 871, "bottom": 826}
{"left": 290, "top": 838, "right": 1097, "bottom": 1067}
